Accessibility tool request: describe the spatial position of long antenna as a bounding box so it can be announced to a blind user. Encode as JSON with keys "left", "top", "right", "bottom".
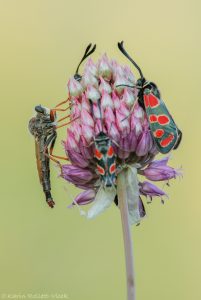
{"left": 97, "top": 98, "right": 104, "bottom": 132}
{"left": 74, "top": 43, "right": 96, "bottom": 80}
{"left": 117, "top": 41, "right": 144, "bottom": 79}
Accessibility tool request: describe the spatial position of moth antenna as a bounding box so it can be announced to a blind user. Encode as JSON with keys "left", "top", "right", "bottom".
{"left": 116, "top": 84, "right": 136, "bottom": 88}
{"left": 97, "top": 98, "right": 104, "bottom": 132}
{"left": 75, "top": 43, "right": 96, "bottom": 76}
{"left": 117, "top": 41, "right": 144, "bottom": 79}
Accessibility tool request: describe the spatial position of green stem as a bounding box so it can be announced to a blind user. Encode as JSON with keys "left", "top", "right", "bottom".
{"left": 117, "top": 171, "right": 136, "bottom": 300}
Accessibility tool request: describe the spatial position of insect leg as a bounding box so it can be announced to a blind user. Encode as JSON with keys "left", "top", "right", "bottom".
{"left": 52, "top": 106, "right": 71, "bottom": 112}
{"left": 121, "top": 97, "right": 139, "bottom": 123}
{"left": 44, "top": 133, "right": 68, "bottom": 166}
{"left": 57, "top": 114, "right": 71, "bottom": 123}
{"left": 56, "top": 116, "right": 80, "bottom": 129}
{"left": 55, "top": 97, "right": 70, "bottom": 108}
{"left": 48, "top": 133, "right": 69, "bottom": 162}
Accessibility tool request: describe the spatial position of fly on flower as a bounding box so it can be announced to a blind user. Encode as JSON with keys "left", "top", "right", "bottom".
{"left": 28, "top": 98, "right": 71, "bottom": 207}
{"left": 117, "top": 41, "right": 182, "bottom": 154}
{"left": 28, "top": 44, "right": 98, "bottom": 206}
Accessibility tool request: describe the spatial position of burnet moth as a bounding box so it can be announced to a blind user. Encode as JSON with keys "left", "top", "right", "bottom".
{"left": 91, "top": 98, "right": 117, "bottom": 188}
{"left": 117, "top": 41, "right": 182, "bottom": 154}
{"left": 73, "top": 44, "right": 117, "bottom": 188}
{"left": 94, "top": 131, "right": 117, "bottom": 188}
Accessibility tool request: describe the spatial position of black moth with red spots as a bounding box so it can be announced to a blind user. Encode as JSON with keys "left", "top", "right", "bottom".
{"left": 118, "top": 41, "right": 182, "bottom": 154}
{"left": 94, "top": 132, "right": 117, "bottom": 188}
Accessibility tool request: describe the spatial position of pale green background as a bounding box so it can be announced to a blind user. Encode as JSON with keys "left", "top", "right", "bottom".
{"left": 0, "top": 0, "right": 200, "bottom": 299}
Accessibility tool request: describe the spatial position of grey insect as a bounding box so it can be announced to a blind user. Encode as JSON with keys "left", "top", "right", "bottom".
{"left": 28, "top": 43, "right": 96, "bottom": 207}
{"left": 29, "top": 103, "right": 69, "bottom": 208}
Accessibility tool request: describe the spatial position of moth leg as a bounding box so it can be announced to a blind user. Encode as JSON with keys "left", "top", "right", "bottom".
{"left": 121, "top": 97, "right": 139, "bottom": 123}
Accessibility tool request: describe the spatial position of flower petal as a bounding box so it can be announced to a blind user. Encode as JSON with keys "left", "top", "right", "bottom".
{"left": 136, "top": 131, "right": 150, "bottom": 156}
{"left": 68, "top": 77, "right": 83, "bottom": 97}
{"left": 98, "top": 54, "right": 112, "bottom": 80}
{"left": 84, "top": 58, "right": 98, "bottom": 77}
{"left": 142, "top": 165, "right": 182, "bottom": 181}
{"left": 139, "top": 181, "right": 167, "bottom": 198}
{"left": 148, "top": 156, "right": 170, "bottom": 168}
{"left": 61, "top": 164, "right": 95, "bottom": 183}
{"left": 81, "top": 71, "right": 99, "bottom": 88}
{"left": 101, "top": 90, "right": 114, "bottom": 109}
{"left": 87, "top": 186, "right": 116, "bottom": 219}
{"left": 99, "top": 76, "right": 112, "bottom": 94}
{"left": 67, "top": 149, "right": 90, "bottom": 168}
{"left": 69, "top": 189, "right": 96, "bottom": 207}
{"left": 86, "top": 85, "right": 100, "bottom": 103}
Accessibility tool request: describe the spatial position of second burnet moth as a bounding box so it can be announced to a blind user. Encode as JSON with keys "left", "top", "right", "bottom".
{"left": 94, "top": 131, "right": 117, "bottom": 188}
{"left": 89, "top": 98, "right": 117, "bottom": 188}
{"left": 117, "top": 41, "right": 182, "bottom": 154}
{"left": 72, "top": 43, "right": 116, "bottom": 188}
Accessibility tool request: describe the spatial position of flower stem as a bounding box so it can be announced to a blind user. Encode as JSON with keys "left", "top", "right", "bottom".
{"left": 117, "top": 171, "right": 136, "bottom": 300}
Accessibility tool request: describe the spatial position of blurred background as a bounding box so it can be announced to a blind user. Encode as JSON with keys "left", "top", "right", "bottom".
{"left": 0, "top": 0, "right": 200, "bottom": 299}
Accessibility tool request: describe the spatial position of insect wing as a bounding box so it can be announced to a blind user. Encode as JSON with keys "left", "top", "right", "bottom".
{"left": 143, "top": 92, "right": 179, "bottom": 154}
{"left": 107, "top": 145, "right": 116, "bottom": 186}
{"left": 94, "top": 137, "right": 116, "bottom": 187}
{"left": 35, "top": 139, "right": 43, "bottom": 184}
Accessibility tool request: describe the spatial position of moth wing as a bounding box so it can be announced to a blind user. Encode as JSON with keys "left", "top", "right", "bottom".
{"left": 35, "top": 139, "right": 43, "bottom": 184}
{"left": 144, "top": 92, "right": 180, "bottom": 154}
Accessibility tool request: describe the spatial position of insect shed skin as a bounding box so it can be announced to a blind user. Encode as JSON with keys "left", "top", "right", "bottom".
{"left": 29, "top": 105, "right": 57, "bottom": 208}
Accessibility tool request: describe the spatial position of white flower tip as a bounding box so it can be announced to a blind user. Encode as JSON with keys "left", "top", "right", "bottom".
{"left": 86, "top": 186, "right": 116, "bottom": 219}
{"left": 80, "top": 210, "right": 86, "bottom": 216}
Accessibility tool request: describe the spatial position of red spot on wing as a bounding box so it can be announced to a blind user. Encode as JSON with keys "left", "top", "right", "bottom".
{"left": 107, "top": 146, "right": 114, "bottom": 158}
{"left": 160, "top": 133, "right": 174, "bottom": 147}
{"left": 94, "top": 148, "right": 103, "bottom": 160}
{"left": 97, "top": 165, "right": 105, "bottom": 175}
{"left": 144, "top": 95, "right": 149, "bottom": 107}
{"left": 158, "top": 115, "right": 170, "bottom": 125}
{"left": 109, "top": 163, "right": 116, "bottom": 174}
{"left": 154, "top": 129, "right": 165, "bottom": 138}
{"left": 149, "top": 94, "right": 160, "bottom": 108}
{"left": 149, "top": 114, "right": 157, "bottom": 123}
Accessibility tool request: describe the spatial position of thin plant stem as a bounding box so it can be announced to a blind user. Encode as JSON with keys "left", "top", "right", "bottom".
{"left": 117, "top": 171, "right": 136, "bottom": 300}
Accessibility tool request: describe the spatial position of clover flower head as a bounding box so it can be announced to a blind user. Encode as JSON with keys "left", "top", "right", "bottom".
{"left": 61, "top": 54, "right": 181, "bottom": 225}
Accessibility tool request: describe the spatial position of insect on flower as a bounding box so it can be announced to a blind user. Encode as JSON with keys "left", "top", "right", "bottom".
{"left": 117, "top": 41, "right": 182, "bottom": 154}
{"left": 72, "top": 43, "right": 117, "bottom": 189}
{"left": 94, "top": 131, "right": 117, "bottom": 188}
{"left": 28, "top": 43, "right": 97, "bottom": 208}
{"left": 28, "top": 99, "right": 71, "bottom": 207}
